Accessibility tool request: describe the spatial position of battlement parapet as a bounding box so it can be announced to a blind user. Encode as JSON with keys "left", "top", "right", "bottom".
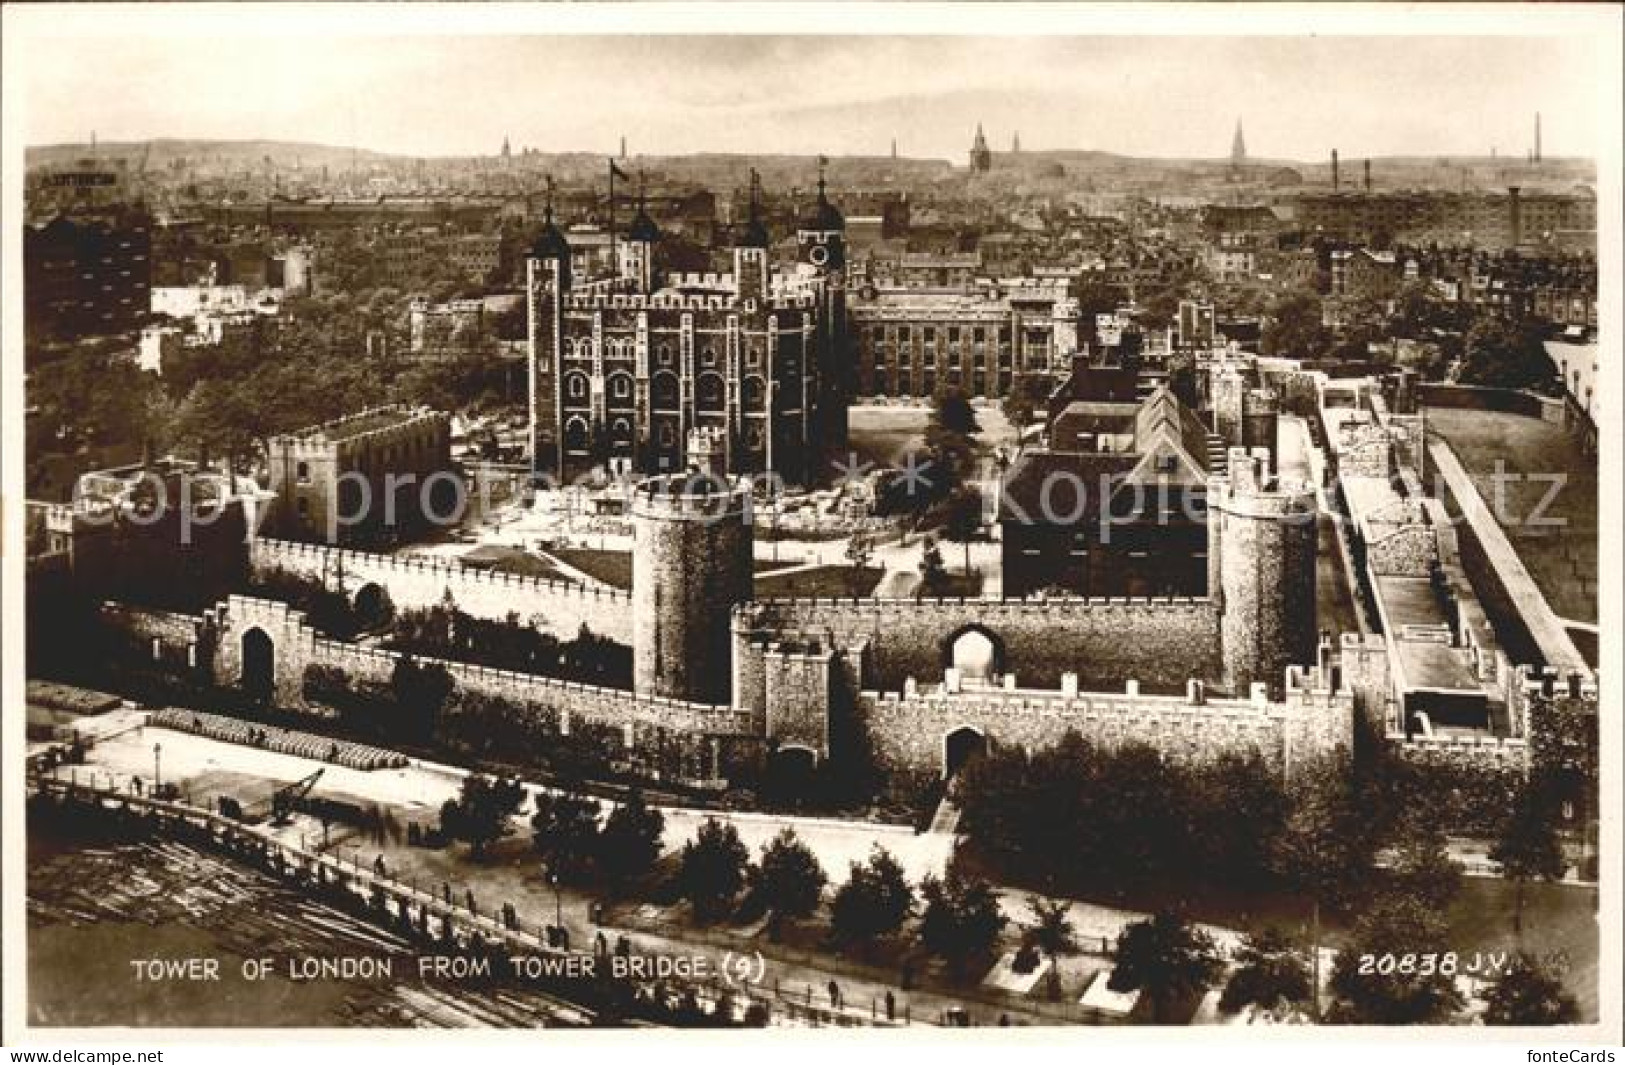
{"left": 251, "top": 537, "right": 633, "bottom": 607}
{"left": 630, "top": 475, "right": 752, "bottom": 521}
{"left": 1516, "top": 663, "right": 1600, "bottom": 702}
{"left": 269, "top": 405, "right": 445, "bottom": 454}
{"left": 740, "top": 593, "right": 1212, "bottom": 615}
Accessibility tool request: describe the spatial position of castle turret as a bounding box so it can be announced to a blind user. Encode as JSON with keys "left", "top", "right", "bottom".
{"left": 1240, "top": 387, "right": 1280, "bottom": 470}
{"left": 1210, "top": 447, "right": 1317, "bottom": 697}
{"left": 619, "top": 185, "right": 660, "bottom": 293}
{"left": 734, "top": 168, "right": 770, "bottom": 302}
{"left": 1211, "top": 365, "right": 1247, "bottom": 446}
{"left": 632, "top": 474, "right": 754, "bottom": 704}
{"left": 526, "top": 200, "right": 571, "bottom": 483}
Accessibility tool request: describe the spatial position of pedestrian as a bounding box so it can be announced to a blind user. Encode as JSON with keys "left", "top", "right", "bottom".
{"left": 828, "top": 980, "right": 841, "bottom": 1009}
{"left": 885, "top": 990, "right": 895, "bottom": 1021}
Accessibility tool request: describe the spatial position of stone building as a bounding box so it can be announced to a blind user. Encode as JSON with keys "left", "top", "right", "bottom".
{"left": 526, "top": 172, "right": 850, "bottom": 487}
{"left": 849, "top": 279, "right": 1079, "bottom": 399}
{"left": 265, "top": 405, "right": 454, "bottom": 547}
{"left": 27, "top": 456, "right": 271, "bottom": 611}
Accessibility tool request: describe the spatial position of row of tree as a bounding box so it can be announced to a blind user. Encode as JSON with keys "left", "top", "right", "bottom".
{"left": 387, "top": 598, "right": 632, "bottom": 689}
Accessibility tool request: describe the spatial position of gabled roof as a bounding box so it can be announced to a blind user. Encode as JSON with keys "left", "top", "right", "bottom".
{"left": 1129, "top": 386, "right": 1213, "bottom": 478}
{"left": 998, "top": 451, "right": 1136, "bottom": 524}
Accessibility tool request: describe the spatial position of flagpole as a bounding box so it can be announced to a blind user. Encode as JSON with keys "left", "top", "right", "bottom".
{"left": 607, "top": 157, "right": 615, "bottom": 244}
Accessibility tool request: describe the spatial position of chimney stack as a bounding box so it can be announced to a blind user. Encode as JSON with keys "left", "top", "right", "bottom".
{"left": 1331, "top": 149, "right": 1340, "bottom": 190}
{"left": 1535, "top": 112, "right": 1542, "bottom": 163}
{"left": 1363, "top": 158, "right": 1372, "bottom": 192}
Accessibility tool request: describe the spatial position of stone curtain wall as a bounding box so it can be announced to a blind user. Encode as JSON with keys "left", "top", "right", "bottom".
{"left": 736, "top": 596, "right": 1224, "bottom": 695}
{"left": 204, "top": 594, "right": 750, "bottom": 739}
{"left": 251, "top": 538, "right": 634, "bottom": 644}
{"left": 856, "top": 665, "right": 1353, "bottom": 778}
{"left": 1426, "top": 440, "right": 1588, "bottom": 673}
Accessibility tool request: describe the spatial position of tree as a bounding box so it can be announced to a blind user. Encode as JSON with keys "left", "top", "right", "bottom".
{"left": 940, "top": 485, "right": 983, "bottom": 575}
{"left": 1481, "top": 954, "right": 1580, "bottom": 1025}
{"left": 1000, "top": 373, "right": 1053, "bottom": 435}
{"left": 678, "top": 817, "right": 750, "bottom": 923}
{"left": 1219, "top": 928, "right": 1312, "bottom": 1016}
{"left": 1025, "top": 896, "right": 1079, "bottom": 999}
{"left": 438, "top": 774, "right": 526, "bottom": 860}
{"left": 830, "top": 845, "right": 915, "bottom": 949}
{"left": 1261, "top": 289, "right": 1331, "bottom": 360}
{"left": 1489, "top": 778, "right": 1568, "bottom": 936}
{"left": 930, "top": 386, "right": 980, "bottom": 436}
{"left": 916, "top": 536, "right": 950, "bottom": 597}
{"left": 1457, "top": 315, "right": 1557, "bottom": 390}
{"left": 596, "top": 788, "right": 665, "bottom": 892}
{"left": 1107, "top": 911, "right": 1224, "bottom": 1023}
{"left": 918, "top": 873, "right": 1007, "bottom": 978}
{"left": 843, "top": 528, "right": 875, "bottom": 597}
{"left": 1386, "top": 816, "right": 1464, "bottom": 910}
{"left": 531, "top": 789, "right": 602, "bottom": 882}
{"left": 1328, "top": 895, "right": 1463, "bottom": 1024}
{"left": 390, "top": 656, "right": 453, "bottom": 742}
{"left": 1270, "top": 752, "right": 1375, "bottom": 1018}
{"left": 752, "top": 828, "right": 827, "bottom": 938}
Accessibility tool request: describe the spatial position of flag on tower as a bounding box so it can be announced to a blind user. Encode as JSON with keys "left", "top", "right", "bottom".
{"left": 609, "top": 159, "right": 630, "bottom": 182}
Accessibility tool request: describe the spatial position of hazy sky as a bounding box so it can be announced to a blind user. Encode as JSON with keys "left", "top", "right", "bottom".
{"left": 17, "top": 28, "right": 1611, "bottom": 161}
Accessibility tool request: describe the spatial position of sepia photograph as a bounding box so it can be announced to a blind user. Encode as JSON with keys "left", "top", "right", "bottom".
{"left": 2, "top": 2, "right": 1619, "bottom": 1048}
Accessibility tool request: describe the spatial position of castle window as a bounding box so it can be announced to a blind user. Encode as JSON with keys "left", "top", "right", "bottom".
{"left": 296, "top": 461, "right": 310, "bottom": 485}
{"left": 746, "top": 344, "right": 763, "bottom": 369}
{"left": 566, "top": 373, "right": 588, "bottom": 401}
{"left": 296, "top": 498, "right": 309, "bottom": 518}
{"left": 658, "top": 422, "right": 676, "bottom": 447}
{"left": 651, "top": 372, "right": 679, "bottom": 410}
{"left": 700, "top": 346, "right": 718, "bottom": 368}
{"left": 697, "top": 373, "right": 725, "bottom": 412}
{"left": 746, "top": 423, "right": 765, "bottom": 449}
{"left": 610, "top": 373, "right": 633, "bottom": 400}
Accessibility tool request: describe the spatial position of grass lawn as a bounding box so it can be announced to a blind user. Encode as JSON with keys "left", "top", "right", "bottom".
{"left": 548, "top": 548, "right": 633, "bottom": 590}
{"left": 848, "top": 407, "right": 929, "bottom": 469}
{"left": 544, "top": 550, "right": 840, "bottom": 592}
{"left": 755, "top": 565, "right": 885, "bottom": 599}
{"left": 1426, "top": 407, "right": 1597, "bottom": 623}
{"left": 489, "top": 552, "right": 572, "bottom": 583}
{"left": 848, "top": 405, "right": 1020, "bottom": 473}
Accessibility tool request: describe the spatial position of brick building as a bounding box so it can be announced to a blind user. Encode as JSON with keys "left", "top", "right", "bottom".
{"left": 849, "top": 279, "right": 1079, "bottom": 399}
{"left": 24, "top": 211, "right": 152, "bottom": 340}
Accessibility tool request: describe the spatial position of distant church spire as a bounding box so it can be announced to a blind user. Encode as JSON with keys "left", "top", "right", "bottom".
{"left": 969, "top": 123, "right": 992, "bottom": 173}
{"left": 501, "top": 135, "right": 511, "bottom": 159}
{"left": 1012, "top": 131, "right": 1021, "bottom": 154}
{"left": 1230, "top": 118, "right": 1247, "bottom": 165}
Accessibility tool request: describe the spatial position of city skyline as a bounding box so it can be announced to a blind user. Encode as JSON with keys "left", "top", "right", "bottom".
{"left": 17, "top": 33, "right": 1609, "bottom": 164}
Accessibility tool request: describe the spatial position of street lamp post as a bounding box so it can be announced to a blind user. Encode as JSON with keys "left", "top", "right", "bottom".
{"left": 547, "top": 868, "right": 563, "bottom": 936}
{"left": 153, "top": 743, "right": 162, "bottom": 796}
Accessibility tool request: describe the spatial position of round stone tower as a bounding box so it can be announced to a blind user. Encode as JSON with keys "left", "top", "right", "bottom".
{"left": 1210, "top": 447, "right": 1317, "bottom": 697}
{"left": 632, "top": 473, "right": 754, "bottom": 704}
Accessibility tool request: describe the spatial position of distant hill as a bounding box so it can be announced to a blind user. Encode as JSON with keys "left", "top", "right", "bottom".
{"left": 27, "top": 138, "right": 1593, "bottom": 193}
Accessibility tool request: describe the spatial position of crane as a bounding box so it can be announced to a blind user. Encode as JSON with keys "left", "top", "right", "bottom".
{"left": 268, "top": 768, "right": 324, "bottom": 826}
